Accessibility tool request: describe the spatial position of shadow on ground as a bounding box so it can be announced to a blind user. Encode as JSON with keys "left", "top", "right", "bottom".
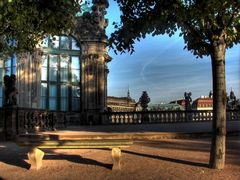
{"left": 123, "top": 149, "right": 209, "bottom": 168}
{"left": 0, "top": 144, "right": 112, "bottom": 170}
{"left": 44, "top": 152, "right": 112, "bottom": 170}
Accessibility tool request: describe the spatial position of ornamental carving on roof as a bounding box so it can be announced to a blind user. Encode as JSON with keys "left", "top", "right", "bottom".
{"left": 75, "top": 0, "right": 109, "bottom": 40}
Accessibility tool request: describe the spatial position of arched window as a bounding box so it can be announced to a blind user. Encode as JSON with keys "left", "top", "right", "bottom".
{"left": 40, "top": 35, "right": 81, "bottom": 111}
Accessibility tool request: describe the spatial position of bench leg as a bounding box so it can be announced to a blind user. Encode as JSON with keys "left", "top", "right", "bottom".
{"left": 111, "top": 147, "right": 121, "bottom": 170}
{"left": 27, "top": 148, "right": 45, "bottom": 170}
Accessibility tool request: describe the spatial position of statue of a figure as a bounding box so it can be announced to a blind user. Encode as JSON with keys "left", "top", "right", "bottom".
{"left": 184, "top": 92, "right": 192, "bottom": 110}
{"left": 227, "top": 89, "right": 237, "bottom": 110}
{"left": 209, "top": 90, "right": 213, "bottom": 98}
{"left": 4, "top": 74, "right": 18, "bottom": 106}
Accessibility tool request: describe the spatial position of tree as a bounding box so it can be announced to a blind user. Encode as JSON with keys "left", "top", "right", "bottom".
{"left": 139, "top": 91, "right": 150, "bottom": 111}
{"left": 109, "top": 0, "right": 240, "bottom": 169}
{"left": 0, "top": 0, "right": 80, "bottom": 56}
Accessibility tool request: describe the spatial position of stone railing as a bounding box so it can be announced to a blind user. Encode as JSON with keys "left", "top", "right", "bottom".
{"left": 104, "top": 110, "right": 240, "bottom": 124}
{"left": 17, "top": 108, "right": 58, "bottom": 134}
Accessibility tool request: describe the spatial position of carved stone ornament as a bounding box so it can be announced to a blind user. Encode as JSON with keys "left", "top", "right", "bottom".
{"left": 75, "top": 0, "right": 108, "bottom": 40}
{"left": 17, "top": 52, "right": 29, "bottom": 66}
{"left": 32, "top": 49, "right": 43, "bottom": 64}
{"left": 4, "top": 74, "right": 18, "bottom": 106}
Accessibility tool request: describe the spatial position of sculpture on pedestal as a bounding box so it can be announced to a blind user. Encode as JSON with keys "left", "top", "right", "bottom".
{"left": 4, "top": 74, "right": 18, "bottom": 106}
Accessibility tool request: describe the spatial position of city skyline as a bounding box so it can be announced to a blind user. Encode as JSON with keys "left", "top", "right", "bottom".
{"left": 105, "top": 0, "right": 240, "bottom": 104}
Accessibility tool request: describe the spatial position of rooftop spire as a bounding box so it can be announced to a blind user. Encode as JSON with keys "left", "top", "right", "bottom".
{"left": 127, "top": 85, "right": 130, "bottom": 99}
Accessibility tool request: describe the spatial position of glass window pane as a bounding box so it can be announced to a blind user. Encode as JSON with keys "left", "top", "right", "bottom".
{"left": 71, "top": 56, "right": 80, "bottom": 69}
{"left": 60, "top": 55, "right": 69, "bottom": 68}
{"left": 49, "top": 55, "right": 58, "bottom": 67}
{"left": 60, "top": 69, "right": 68, "bottom": 82}
{"left": 50, "top": 36, "right": 59, "bottom": 49}
{"left": 72, "top": 38, "right": 80, "bottom": 50}
{"left": 41, "top": 83, "right": 47, "bottom": 96}
{"left": 71, "top": 69, "right": 80, "bottom": 82}
{"left": 40, "top": 97, "right": 46, "bottom": 109}
{"left": 72, "top": 98, "right": 80, "bottom": 111}
{"left": 5, "top": 68, "right": 11, "bottom": 75}
{"left": 42, "top": 37, "right": 49, "bottom": 47}
{"left": 49, "top": 67, "right": 57, "bottom": 81}
{"left": 72, "top": 86, "right": 80, "bottom": 98}
{"left": 42, "top": 55, "right": 48, "bottom": 67}
{"left": 61, "top": 85, "right": 68, "bottom": 97}
{"left": 49, "top": 85, "right": 57, "bottom": 97}
{"left": 41, "top": 68, "right": 47, "bottom": 81}
{"left": 5, "top": 58, "right": 11, "bottom": 67}
{"left": 0, "top": 86, "right": 2, "bottom": 97}
{"left": 12, "top": 66, "right": 16, "bottom": 75}
{"left": 61, "top": 98, "right": 68, "bottom": 111}
{"left": 60, "top": 36, "right": 70, "bottom": 50}
{"left": 12, "top": 55, "right": 16, "bottom": 66}
{"left": 49, "top": 98, "right": 57, "bottom": 110}
{"left": 0, "top": 97, "right": 3, "bottom": 107}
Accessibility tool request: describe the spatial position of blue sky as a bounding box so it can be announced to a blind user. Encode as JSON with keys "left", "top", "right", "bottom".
{"left": 105, "top": 0, "right": 240, "bottom": 104}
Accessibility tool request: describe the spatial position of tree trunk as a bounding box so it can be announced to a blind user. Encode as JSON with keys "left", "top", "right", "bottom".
{"left": 209, "top": 39, "right": 227, "bottom": 169}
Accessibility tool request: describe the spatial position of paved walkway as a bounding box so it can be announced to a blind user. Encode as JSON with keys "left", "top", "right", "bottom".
{"left": 1, "top": 136, "right": 240, "bottom": 180}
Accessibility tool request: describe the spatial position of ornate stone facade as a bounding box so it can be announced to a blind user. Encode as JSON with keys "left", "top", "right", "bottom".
{"left": 14, "top": 0, "right": 110, "bottom": 124}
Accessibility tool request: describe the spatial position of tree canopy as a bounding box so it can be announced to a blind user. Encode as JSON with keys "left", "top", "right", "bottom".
{"left": 110, "top": 0, "right": 240, "bottom": 57}
{"left": 0, "top": 0, "right": 80, "bottom": 55}
{"left": 110, "top": 0, "right": 240, "bottom": 170}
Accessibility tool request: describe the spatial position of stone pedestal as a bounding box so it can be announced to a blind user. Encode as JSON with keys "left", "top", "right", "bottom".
{"left": 3, "top": 106, "right": 18, "bottom": 140}
{"left": 0, "top": 108, "right": 5, "bottom": 141}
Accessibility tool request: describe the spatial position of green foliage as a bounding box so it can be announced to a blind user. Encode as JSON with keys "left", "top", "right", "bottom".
{"left": 139, "top": 91, "right": 150, "bottom": 111}
{"left": 110, "top": 0, "right": 240, "bottom": 57}
{"left": 0, "top": 0, "right": 80, "bottom": 56}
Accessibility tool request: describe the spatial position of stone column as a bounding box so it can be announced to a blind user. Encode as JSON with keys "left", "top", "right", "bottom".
{"left": 74, "top": 0, "right": 110, "bottom": 124}
{"left": 16, "top": 49, "right": 42, "bottom": 108}
{"left": 80, "top": 41, "right": 108, "bottom": 124}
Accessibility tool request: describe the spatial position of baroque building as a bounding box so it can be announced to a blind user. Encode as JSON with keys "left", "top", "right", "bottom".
{"left": 107, "top": 89, "right": 138, "bottom": 112}
{"left": 0, "top": 0, "right": 111, "bottom": 124}
{"left": 192, "top": 96, "right": 213, "bottom": 110}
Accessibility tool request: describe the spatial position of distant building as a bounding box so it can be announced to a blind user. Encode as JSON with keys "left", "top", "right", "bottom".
{"left": 149, "top": 103, "right": 184, "bottom": 111}
{"left": 170, "top": 99, "right": 186, "bottom": 110}
{"left": 192, "top": 96, "right": 213, "bottom": 110}
{"left": 107, "top": 96, "right": 137, "bottom": 112}
{"left": 107, "top": 90, "right": 137, "bottom": 112}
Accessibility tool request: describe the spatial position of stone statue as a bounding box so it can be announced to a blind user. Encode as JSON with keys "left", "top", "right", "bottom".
{"left": 209, "top": 90, "right": 213, "bottom": 98}
{"left": 184, "top": 92, "right": 192, "bottom": 110}
{"left": 4, "top": 74, "right": 18, "bottom": 106}
{"left": 227, "top": 89, "right": 237, "bottom": 110}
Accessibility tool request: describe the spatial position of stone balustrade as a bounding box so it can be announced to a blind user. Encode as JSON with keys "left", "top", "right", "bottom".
{"left": 104, "top": 110, "right": 240, "bottom": 124}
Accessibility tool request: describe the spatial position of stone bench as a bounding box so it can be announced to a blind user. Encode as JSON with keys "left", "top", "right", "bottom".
{"left": 16, "top": 139, "right": 133, "bottom": 170}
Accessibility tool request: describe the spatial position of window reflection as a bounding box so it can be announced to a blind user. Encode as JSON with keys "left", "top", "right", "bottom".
{"left": 60, "top": 36, "right": 70, "bottom": 50}
{"left": 71, "top": 56, "right": 80, "bottom": 69}
{"left": 72, "top": 69, "right": 80, "bottom": 83}
{"left": 49, "top": 85, "right": 57, "bottom": 97}
{"left": 41, "top": 35, "right": 81, "bottom": 111}
{"left": 72, "top": 38, "right": 80, "bottom": 50}
{"left": 41, "top": 68, "right": 47, "bottom": 81}
{"left": 60, "top": 55, "right": 69, "bottom": 68}
{"left": 49, "top": 98, "right": 57, "bottom": 110}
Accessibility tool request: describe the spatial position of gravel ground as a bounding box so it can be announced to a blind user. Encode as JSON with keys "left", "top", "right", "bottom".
{"left": 0, "top": 136, "right": 240, "bottom": 180}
